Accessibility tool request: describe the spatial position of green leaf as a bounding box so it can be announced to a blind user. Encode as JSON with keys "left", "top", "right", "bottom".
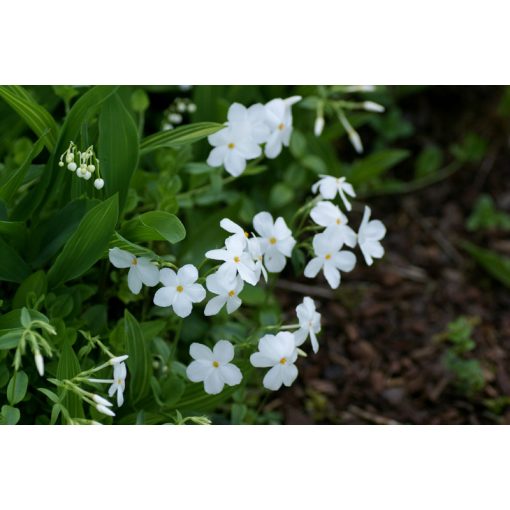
{"left": 0, "top": 235, "right": 30, "bottom": 283}
{"left": 13, "top": 270, "right": 47, "bottom": 309}
{"left": 124, "top": 310, "right": 152, "bottom": 404}
{"left": 349, "top": 149, "right": 410, "bottom": 185}
{"left": 121, "top": 211, "right": 186, "bottom": 244}
{"left": 7, "top": 370, "right": 28, "bottom": 405}
{"left": 0, "top": 133, "right": 47, "bottom": 205}
{"left": 0, "top": 330, "right": 22, "bottom": 350}
{"left": 109, "top": 232, "right": 158, "bottom": 258}
{"left": 56, "top": 341, "right": 84, "bottom": 420}
{"left": 140, "top": 122, "right": 223, "bottom": 154}
{"left": 0, "top": 86, "right": 58, "bottom": 151}
{"left": 48, "top": 195, "right": 119, "bottom": 287}
{"left": 462, "top": 242, "right": 510, "bottom": 289}
{"left": 99, "top": 93, "right": 140, "bottom": 211}
{"left": 1, "top": 405, "right": 20, "bottom": 425}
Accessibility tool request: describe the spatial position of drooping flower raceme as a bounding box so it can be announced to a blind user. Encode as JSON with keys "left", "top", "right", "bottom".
{"left": 108, "top": 248, "right": 159, "bottom": 294}
{"left": 264, "top": 96, "right": 301, "bottom": 159}
{"left": 294, "top": 297, "right": 321, "bottom": 354}
{"left": 108, "top": 361, "right": 127, "bottom": 407}
{"left": 310, "top": 200, "right": 357, "bottom": 248}
{"left": 250, "top": 332, "right": 299, "bottom": 391}
{"left": 186, "top": 340, "right": 243, "bottom": 394}
{"left": 304, "top": 232, "right": 356, "bottom": 289}
{"left": 253, "top": 212, "right": 296, "bottom": 273}
{"left": 205, "top": 235, "right": 257, "bottom": 285}
{"left": 311, "top": 175, "right": 356, "bottom": 211}
{"left": 153, "top": 265, "right": 206, "bottom": 318}
{"left": 358, "top": 206, "right": 386, "bottom": 266}
{"left": 204, "top": 273, "right": 244, "bottom": 316}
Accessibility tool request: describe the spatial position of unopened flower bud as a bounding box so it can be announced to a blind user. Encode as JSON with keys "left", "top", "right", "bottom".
{"left": 187, "top": 103, "right": 197, "bottom": 113}
{"left": 67, "top": 162, "right": 77, "bottom": 172}
{"left": 362, "top": 101, "right": 385, "bottom": 113}
{"left": 348, "top": 130, "right": 363, "bottom": 154}
{"left": 93, "top": 394, "right": 113, "bottom": 407}
{"left": 177, "top": 102, "right": 186, "bottom": 113}
{"left": 83, "top": 171, "right": 92, "bottom": 180}
{"left": 94, "top": 178, "right": 104, "bottom": 190}
{"left": 87, "top": 164, "right": 95, "bottom": 172}
{"left": 314, "top": 116, "right": 325, "bottom": 137}
{"left": 110, "top": 355, "right": 129, "bottom": 365}
{"left": 58, "top": 161, "right": 64, "bottom": 167}
{"left": 168, "top": 113, "right": 183, "bottom": 124}
{"left": 96, "top": 404, "right": 115, "bottom": 417}
{"left": 34, "top": 351, "right": 44, "bottom": 376}
{"left": 65, "top": 153, "right": 75, "bottom": 164}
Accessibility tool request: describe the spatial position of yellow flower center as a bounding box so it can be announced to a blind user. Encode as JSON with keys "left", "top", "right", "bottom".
{"left": 228, "top": 290, "right": 235, "bottom": 297}
{"left": 279, "top": 357, "right": 287, "bottom": 365}
{"left": 234, "top": 256, "right": 240, "bottom": 263}
{"left": 228, "top": 143, "right": 235, "bottom": 149}
{"left": 325, "top": 253, "right": 332, "bottom": 260}
{"left": 131, "top": 258, "right": 138, "bottom": 266}
{"left": 278, "top": 123, "right": 285, "bottom": 131}
{"left": 176, "top": 285, "right": 184, "bottom": 293}
{"left": 336, "top": 218, "right": 341, "bottom": 225}
{"left": 269, "top": 237, "right": 277, "bottom": 245}
{"left": 244, "top": 231, "right": 249, "bottom": 238}
{"left": 212, "top": 361, "right": 219, "bottom": 368}
{"left": 117, "top": 379, "right": 123, "bottom": 385}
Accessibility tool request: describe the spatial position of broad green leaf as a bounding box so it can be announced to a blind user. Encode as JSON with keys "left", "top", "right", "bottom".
{"left": 99, "top": 93, "right": 140, "bottom": 211}
{"left": 0, "top": 133, "right": 47, "bottom": 205}
{"left": 13, "top": 271, "right": 47, "bottom": 309}
{"left": 462, "top": 242, "right": 510, "bottom": 289}
{"left": 0, "top": 330, "right": 22, "bottom": 350}
{"left": 0, "top": 86, "right": 58, "bottom": 151}
{"left": 0, "top": 405, "right": 20, "bottom": 425}
{"left": 0, "top": 235, "right": 30, "bottom": 283}
{"left": 349, "top": 149, "right": 410, "bottom": 185}
{"left": 124, "top": 310, "right": 152, "bottom": 404}
{"left": 7, "top": 370, "right": 28, "bottom": 405}
{"left": 56, "top": 341, "right": 84, "bottom": 420}
{"left": 48, "top": 195, "right": 119, "bottom": 287}
{"left": 0, "top": 308, "right": 48, "bottom": 333}
{"left": 140, "top": 122, "right": 223, "bottom": 154}
{"left": 121, "top": 211, "right": 186, "bottom": 244}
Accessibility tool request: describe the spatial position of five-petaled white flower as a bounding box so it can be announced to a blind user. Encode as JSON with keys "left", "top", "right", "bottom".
{"left": 153, "top": 264, "right": 206, "bottom": 318}
{"left": 250, "top": 332, "right": 299, "bottom": 391}
{"left": 264, "top": 96, "right": 301, "bottom": 159}
{"left": 310, "top": 200, "right": 357, "bottom": 248}
{"left": 220, "top": 217, "right": 249, "bottom": 248}
{"left": 225, "top": 103, "right": 270, "bottom": 145}
{"left": 205, "top": 235, "right": 257, "bottom": 285}
{"left": 253, "top": 212, "right": 296, "bottom": 273}
{"left": 204, "top": 273, "right": 244, "bottom": 316}
{"left": 108, "top": 248, "right": 159, "bottom": 294}
{"left": 186, "top": 340, "right": 243, "bottom": 394}
{"left": 358, "top": 206, "right": 386, "bottom": 266}
{"left": 311, "top": 175, "right": 356, "bottom": 211}
{"left": 108, "top": 361, "right": 127, "bottom": 407}
{"left": 247, "top": 236, "right": 268, "bottom": 283}
{"left": 304, "top": 232, "right": 356, "bottom": 289}
{"left": 294, "top": 297, "right": 321, "bottom": 354}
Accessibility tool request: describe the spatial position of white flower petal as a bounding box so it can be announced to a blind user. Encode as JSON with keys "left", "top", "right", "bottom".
{"left": 226, "top": 295, "right": 242, "bottom": 314}
{"left": 173, "top": 295, "right": 193, "bottom": 318}
{"left": 264, "top": 251, "right": 286, "bottom": 273}
{"left": 159, "top": 268, "right": 177, "bottom": 286}
{"left": 127, "top": 267, "right": 142, "bottom": 294}
{"left": 204, "top": 295, "right": 227, "bottom": 316}
{"left": 187, "top": 359, "right": 213, "bottom": 382}
{"left": 185, "top": 283, "right": 206, "bottom": 303}
{"left": 178, "top": 264, "right": 198, "bottom": 284}
{"left": 109, "top": 248, "right": 134, "bottom": 268}
{"left": 281, "top": 363, "right": 298, "bottom": 387}
{"left": 252, "top": 211, "right": 274, "bottom": 238}
{"left": 323, "top": 263, "right": 340, "bottom": 289}
{"left": 219, "top": 364, "right": 243, "bottom": 386}
{"left": 213, "top": 340, "right": 234, "bottom": 364}
{"left": 153, "top": 287, "right": 176, "bottom": 307}
{"left": 136, "top": 258, "right": 159, "bottom": 287}
{"left": 204, "top": 370, "right": 224, "bottom": 394}
{"left": 262, "top": 365, "right": 284, "bottom": 391}
{"left": 190, "top": 343, "right": 213, "bottom": 361}
{"left": 224, "top": 150, "right": 246, "bottom": 177}
{"left": 304, "top": 257, "right": 323, "bottom": 278}
{"left": 207, "top": 146, "right": 228, "bottom": 167}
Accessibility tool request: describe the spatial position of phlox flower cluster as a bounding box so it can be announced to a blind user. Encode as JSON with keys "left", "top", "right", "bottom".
{"left": 207, "top": 96, "right": 302, "bottom": 177}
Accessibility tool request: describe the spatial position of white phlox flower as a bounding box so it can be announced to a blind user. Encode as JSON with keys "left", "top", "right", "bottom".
{"left": 310, "top": 200, "right": 357, "bottom": 248}
{"left": 252, "top": 212, "right": 296, "bottom": 273}
{"left": 250, "top": 332, "right": 299, "bottom": 391}
{"left": 358, "top": 206, "right": 386, "bottom": 266}
{"left": 294, "top": 297, "right": 321, "bottom": 354}
{"left": 204, "top": 273, "right": 244, "bottom": 316}
{"left": 153, "top": 264, "right": 206, "bottom": 318}
{"left": 247, "top": 236, "right": 268, "bottom": 283}
{"left": 205, "top": 235, "right": 257, "bottom": 285}
{"left": 264, "top": 96, "right": 301, "bottom": 159}
{"left": 304, "top": 232, "right": 356, "bottom": 289}
{"left": 186, "top": 340, "right": 243, "bottom": 395}
{"left": 108, "top": 248, "right": 159, "bottom": 294}
{"left": 311, "top": 175, "right": 356, "bottom": 211}
{"left": 108, "top": 361, "right": 127, "bottom": 407}
{"left": 225, "top": 102, "right": 270, "bottom": 145}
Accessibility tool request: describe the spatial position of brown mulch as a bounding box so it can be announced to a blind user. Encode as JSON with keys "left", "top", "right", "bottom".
{"left": 273, "top": 86, "right": 510, "bottom": 424}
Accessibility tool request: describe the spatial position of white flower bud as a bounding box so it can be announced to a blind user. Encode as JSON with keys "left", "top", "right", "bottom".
{"left": 65, "top": 153, "right": 75, "bottom": 163}
{"left": 34, "top": 351, "right": 44, "bottom": 376}
{"left": 110, "top": 355, "right": 129, "bottom": 365}
{"left": 93, "top": 178, "right": 104, "bottom": 190}
{"left": 168, "top": 113, "right": 183, "bottom": 124}
{"left": 187, "top": 103, "right": 197, "bottom": 113}
{"left": 348, "top": 130, "right": 363, "bottom": 154}
{"left": 58, "top": 161, "right": 64, "bottom": 167}
{"left": 314, "top": 116, "right": 325, "bottom": 137}
{"left": 83, "top": 171, "right": 92, "bottom": 180}
{"left": 93, "top": 394, "right": 113, "bottom": 407}
{"left": 96, "top": 404, "right": 115, "bottom": 417}
{"left": 76, "top": 167, "right": 85, "bottom": 177}
{"left": 362, "top": 101, "right": 385, "bottom": 113}
{"left": 162, "top": 123, "right": 173, "bottom": 131}
{"left": 67, "top": 162, "right": 77, "bottom": 172}
{"left": 177, "top": 102, "right": 186, "bottom": 113}
{"left": 87, "top": 164, "right": 95, "bottom": 172}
